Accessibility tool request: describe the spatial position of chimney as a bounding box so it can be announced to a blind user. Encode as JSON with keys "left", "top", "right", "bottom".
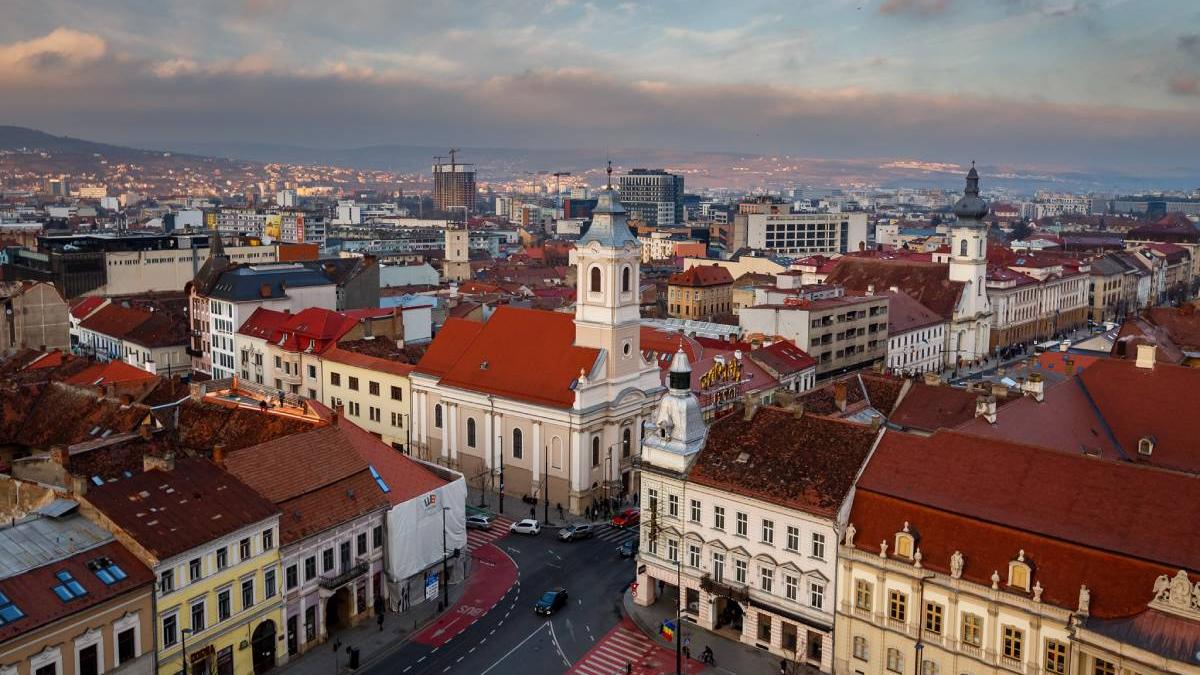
{"left": 834, "top": 381, "right": 848, "bottom": 412}
{"left": 990, "top": 382, "right": 1009, "bottom": 399}
{"left": 212, "top": 444, "right": 226, "bottom": 469}
{"left": 922, "top": 372, "right": 941, "bottom": 386}
{"left": 975, "top": 394, "right": 997, "bottom": 424}
{"left": 1022, "top": 372, "right": 1045, "bottom": 402}
{"left": 742, "top": 394, "right": 758, "bottom": 421}
{"left": 889, "top": 285, "right": 899, "bottom": 293}
{"left": 49, "top": 445, "right": 68, "bottom": 466}
{"left": 791, "top": 402, "right": 805, "bottom": 419}
{"left": 866, "top": 284, "right": 875, "bottom": 296}
{"left": 139, "top": 425, "right": 152, "bottom": 441}
{"left": 143, "top": 453, "right": 175, "bottom": 473}
{"left": 332, "top": 404, "right": 344, "bottom": 426}
{"left": 1135, "top": 343, "right": 1156, "bottom": 369}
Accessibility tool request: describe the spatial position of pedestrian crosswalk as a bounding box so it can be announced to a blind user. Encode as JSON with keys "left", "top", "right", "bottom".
{"left": 466, "top": 516, "right": 514, "bottom": 552}
{"left": 595, "top": 525, "right": 638, "bottom": 544}
{"left": 569, "top": 618, "right": 702, "bottom": 675}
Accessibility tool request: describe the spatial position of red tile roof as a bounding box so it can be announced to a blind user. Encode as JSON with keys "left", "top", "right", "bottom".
{"left": 64, "top": 361, "right": 159, "bottom": 387}
{"left": 323, "top": 344, "right": 416, "bottom": 377}
{"left": 880, "top": 290, "right": 944, "bottom": 334}
{"left": 334, "top": 419, "right": 448, "bottom": 506}
{"left": 748, "top": 340, "right": 816, "bottom": 375}
{"left": 86, "top": 458, "right": 280, "bottom": 560}
{"left": 69, "top": 296, "right": 107, "bottom": 320}
{"left": 669, "top": 265, "right": 734, "bottom": 287}
{"left": 78, "top": 303, "right": 154, "bottom": 341}
{"left": 889, "top": 382, "right": 988, "bottom": 431}
{"left": 417, "top": 308, "right": 599, "bottom": 408}
{"left": 237, "top": 307, "right": 290, "bottom": 341}
{"left": 853, "top": 429, "right": 1200, "bottom": 617}
{"left": 690, "top": 407, "right": 881, "bottom": 517}
{"left": 825, "top": 258, "right": 964, "bottom": 321}
{"left": 0, "top": 538, "right": 153, "bottom": 643}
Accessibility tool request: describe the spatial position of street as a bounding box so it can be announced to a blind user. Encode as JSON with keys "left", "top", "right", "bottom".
{"left": 360, "top": 522, "right": 641, "bottom": 675}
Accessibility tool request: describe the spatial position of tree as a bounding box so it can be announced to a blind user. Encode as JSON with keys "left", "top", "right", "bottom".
{"left": 1011, "top": 220, "right": 1033, "bottom": 241}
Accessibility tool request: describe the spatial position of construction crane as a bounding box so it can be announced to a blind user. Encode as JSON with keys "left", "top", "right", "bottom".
{"left": 552, "top": 171, "right": 571, "bottom": 212}
{"left": 448, "top": 148, "right": 460, "bottom": 172}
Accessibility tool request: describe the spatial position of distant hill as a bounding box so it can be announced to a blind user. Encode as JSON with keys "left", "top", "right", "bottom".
{"left": 0, "top": 125, "right": 168, "bottom": 159}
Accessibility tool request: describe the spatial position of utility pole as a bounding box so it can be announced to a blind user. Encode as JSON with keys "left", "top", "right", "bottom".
{"left": 543, "top": 444, "right": 550, "bottom": 524}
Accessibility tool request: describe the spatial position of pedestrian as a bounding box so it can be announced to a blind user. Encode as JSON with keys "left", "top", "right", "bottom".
{"left": 683, "top": 635, "right": 690, "bottom": 659}
{"left": 779, "top": 658, "right": 787, "bottom": 675}
{"left": 529, "top": 506, "right": 535, "bottom": 520}
{"left": 626, "top": 662, "right": 632, "bottom": 675}
{"left": 377, "top": 612, "right": 384, "bottom": 632}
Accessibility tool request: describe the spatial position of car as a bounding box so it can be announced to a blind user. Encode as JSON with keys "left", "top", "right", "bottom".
{"left": 466, "top": 514, "right": 493, "bottom": 531}
{"left": 558, "top": 523, "right": 594, "bottom": 541}
{"left": 617, "top": 539, "right": 639, "bottom": 558}
{"left": 534, "top": 588, "right": 568, "bottom": 616}
{"left": 510, "top": 519, "right": 541, "bottom": 535}
{"left": 611, "top": 508, "right": 640, "bottom": 528}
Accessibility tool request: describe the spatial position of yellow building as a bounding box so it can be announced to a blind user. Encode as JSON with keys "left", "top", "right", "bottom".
{"left": 667, "top": 264, "right": 734, "bottom": 321}
{"left": 322, "top": 340, "right": 415, "bottom": 452}
{"left": 84, "top": 456, "right": 285, "bottom": 675}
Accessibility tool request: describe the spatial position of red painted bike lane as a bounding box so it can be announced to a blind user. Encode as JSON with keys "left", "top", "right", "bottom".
{"left": 411, "top": 542, "right": 517, "bottom": 648}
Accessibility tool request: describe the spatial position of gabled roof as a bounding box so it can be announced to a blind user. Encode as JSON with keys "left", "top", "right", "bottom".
{"left": 748, "top": 340, "right": 816, "bottom": 375}
{"left": 825, "top": 258, "right": 964, "bottom": 320}
{"left": 78, "top": 303, "right": 153, "bottom": 341}
{"left": 880, "top": 290, "right": 944, "bottom": 334}
{"left": 418, "top": 307, "right": 600, "bottom": 408}
{"left": 668, "top": 265, "right": 734, "bottom": 288}
{"left": 323, "top": 343, "right": 416, "bottom": 377}
{"left": 852, "top": 430, "right": 1200, "bottom": 618}
{"left": 86, "top": 458, "right": 280, "bottom": 560}
{"left": 69, "top": 296, "right": 107, "bottom": 320}
{"left": 64, "top": 361, "right": 159, "bottom": 387}
{"left": 237, "top": 307, "right": 290, "bottom": 341}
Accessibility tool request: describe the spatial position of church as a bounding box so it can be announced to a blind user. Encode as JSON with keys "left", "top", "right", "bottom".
{"left": 410, "top": 168, "right": 665, "bottom": 514}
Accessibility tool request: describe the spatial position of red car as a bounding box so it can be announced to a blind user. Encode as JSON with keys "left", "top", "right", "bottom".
{"left": 612, "top": 508, "right": 640, "bottom": 528}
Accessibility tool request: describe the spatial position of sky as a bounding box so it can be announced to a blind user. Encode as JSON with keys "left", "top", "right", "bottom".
{"left": 2, "top": 0, "right": 1200, "bottom": 172}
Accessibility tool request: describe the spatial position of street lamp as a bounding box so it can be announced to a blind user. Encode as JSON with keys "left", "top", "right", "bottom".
{"left": 913, "top": 572, "right": 936, "bottom": 675}
{"left": 439, "top": 505, "right": 451, "bottom": 611}
{"left": 179, "top": 628, "right": 193, "bottom": 675}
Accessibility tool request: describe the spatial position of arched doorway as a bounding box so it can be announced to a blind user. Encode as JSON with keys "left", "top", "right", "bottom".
{"left": 325, "top": 587, "right": 352, "bottom": 634}
{"left": 251, "top": 620, "right": 277, "bottom": 674}
{"left": 713, "top": 596, "right": 744, "bottom": 637}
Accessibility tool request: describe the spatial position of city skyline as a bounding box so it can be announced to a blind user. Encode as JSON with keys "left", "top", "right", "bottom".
{"left": 1, "top": 1, "right": 1199, "bottom": 172}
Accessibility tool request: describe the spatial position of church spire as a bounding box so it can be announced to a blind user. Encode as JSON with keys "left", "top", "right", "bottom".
{"left": 953, "top": 162, "right": 988, "bottom": 223}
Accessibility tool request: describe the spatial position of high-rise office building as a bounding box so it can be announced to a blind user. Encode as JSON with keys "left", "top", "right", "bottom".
{"left": 618, "top": 169, "right": 684, "bottom": 227}
{"left": 433, "top": 156, "right": 477, "bottom": 215}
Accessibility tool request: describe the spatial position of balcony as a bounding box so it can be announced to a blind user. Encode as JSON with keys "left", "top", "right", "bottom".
{"left": 699, "top": 574, "right": 750, "bottom": 603}
{"left": 318, "top": 561, "right": 369, "bottom": 590}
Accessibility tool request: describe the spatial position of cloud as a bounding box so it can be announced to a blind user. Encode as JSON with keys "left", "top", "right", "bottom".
{"left": 1180, "top": 34, "right": 1200, "bottom": 61}
{"left": 0, "top": 27, "right": 106, "bottom": 76}
{"left": 879, "top": 0, "right": 952, "bottom": 16}
{"left": 1169, "top": 74, "right": 1200, "bottom": 96}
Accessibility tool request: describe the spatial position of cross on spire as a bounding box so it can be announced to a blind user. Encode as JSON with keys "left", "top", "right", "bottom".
{"left": 606, "top": 160, "right": 613, "bottom": 189}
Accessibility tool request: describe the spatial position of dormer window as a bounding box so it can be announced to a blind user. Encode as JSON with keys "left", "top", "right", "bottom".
{"left": 894, "top": 522, "right": 915, "bottom": 559}
{"left": 1138, "top": 436, "right": 1155, "bottom": 456}
{"left": 1007, "top": 550, "right": 1032, "bottom": 592}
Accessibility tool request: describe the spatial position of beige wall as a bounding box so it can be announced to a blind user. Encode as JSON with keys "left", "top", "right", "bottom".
{"left": 2, "top": 283, "right": 70, "bottom": 353}
{"left": 667, "top": 283, "right": 733, "bottom": 321}
{"left": 104, "top": 245, "right": 277, "bottom": 296}
{"left": 0, "top": 586, "right": 154, "bottom": 675}
{"left": 322, "top": 359, "right": 411, "bottom": 450}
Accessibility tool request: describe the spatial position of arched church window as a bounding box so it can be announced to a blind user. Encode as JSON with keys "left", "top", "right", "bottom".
{"left": 622, "top": 266, "right": 632, "bottom": 293}
{"left": 978, "top": 240, "right": 984, "bottom": 257}
{"left": 591, "top": 436, "right": 601, "bottom": 467}
{"left": 512, "top": 428, "right": 523, "bottom": 459}
{"left": 466, "top": 418, "right": 476, "bottom": 447}
{"left": 960, "top": 239, "right": 968, "bottom": 257}
{"left": 551, "top": 436, "right": 563, "bottom": 469}
{"left": 622, "top": 427, "right": 632, "bottom": 457}
{"left": 434, "top": 404, "right": 443, "bottom": 429}
{"left": 590, "top": 266, "right": 602, "bottom": 293}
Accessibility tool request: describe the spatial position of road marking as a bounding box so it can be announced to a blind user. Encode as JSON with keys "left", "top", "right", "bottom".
{"left": 418, "top": 656, "right": 426, "bottom": 663}
{"left": 403, "top": 667, "right": 412, "bottom": 673}
{"left": 442, "top": 667, "right": 450, "bottom": 673}
{"left": 489, "top": 629, "right": 496, "bottom": 635}
{"left": 469, "top": 647, "right": 476, "bottom": 653}
{"left": 547, "top": 619, "right": 572, "bottom": 668}
{"left": 457, "top": 656, "right": 464, "bottom": 663}
{"left": 477, "top": 623, "right": 548, "bottom": 675}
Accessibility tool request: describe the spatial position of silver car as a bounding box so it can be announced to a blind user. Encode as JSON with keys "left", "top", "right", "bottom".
{"left": 466, "top": 514, "right": 493, "bottom": 530}
{"left": 510, "top": 519, "right": 541, "bottom": 535}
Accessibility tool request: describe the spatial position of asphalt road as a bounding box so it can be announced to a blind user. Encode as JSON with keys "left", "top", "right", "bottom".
{"left": 362, "top": 525, "right": 639, "bottom": 675}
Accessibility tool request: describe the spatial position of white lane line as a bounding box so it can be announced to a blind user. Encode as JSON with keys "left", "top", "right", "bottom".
{"left": 477, "top": 623, "right": 549, "bottom": 675}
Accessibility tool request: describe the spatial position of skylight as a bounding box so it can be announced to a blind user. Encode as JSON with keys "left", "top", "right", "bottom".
{"left": 90, "top": 557, "right": 128, "bottom": 586}
{"left": 0, "top": 592, "right": 23, "bottom": 625}
{"left": 368, "top": 465, "right": 390, "bottom": 493}
{"left": 53, "top": 570, "right": 87, "bottom": 601}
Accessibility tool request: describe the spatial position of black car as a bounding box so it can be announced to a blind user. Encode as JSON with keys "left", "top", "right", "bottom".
{"left": 617, "top": 538, "right": 639, "bottom": 558}
{"left": 534, "top": 588, "right": 568, "bottom": 616}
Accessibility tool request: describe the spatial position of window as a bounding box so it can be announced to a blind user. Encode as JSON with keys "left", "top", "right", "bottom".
{"left": 921, "top": 660, "right": 939, "bottom": 675}
{"left": 373, "top": 525, "right": 383, "bottom": 549}
{"left": 1092, "top": 658, "right": 1116, "bottom": 675}
{"left": 688, "top": 499, "right": 701, "bottom": 523}
{"left": 216, "top": 547, "right": 228, "bottom": 570}
{"left": 51, "top": 570, "right": 86, "bottom": 601}
{"left": 369, "top": 381, "right": 380, "bottom": 396}
{"left": 369, "top": 406, "right": 380, "bottom": 422}
{"left": 590, "top": 266, "right": 602, "bottom": 293}
{"left": 0, "top": 591, "right": 22, "bottom": 626}
{"left": 894, "top": 531, "right": 914, "bottom": 558}
{"left": 162, "top": 614, "right": 178, "bottom": 647}
{"left": 735, "top": 512, "right": 748, "bottom": 537}
{"left": 242, "top": 578, "right": 255, "bottom": 609}
{"left": 357, "top": 532, "right": 368, "bottom": 556}
{"left": 667, "top": 538, "right": 678, "bottom": 563}
{"left": 592, "top": 436, "right": 600, "bottom": 467}
{"left": 622, "top": 428, "right": 632, "bottom": 457}
{"left": 286, "top": 565, "right": 298, "bottom": 590}
{"left": 811, "top": 532, "right": 826, "bottom": 560}
{"left": 668, "top": 494, "right": 679, "bottom": 518}
{"left": 1002, "top": 625, "right": 1024, "bottom": 661}
{"left": 307, "top": 364, "right": 316, "bottom": 379}
{"left": 734, "top": 558, "right": 747, "bottom": 584}
{"left": 853, "top": 635, "right": 869, "bottom": 661}
{"left": 434, "top": 404, "right": 443, "bottom": 428}
{"left": 688, "top": 544, "right": 701, "bottom": 568}
{"left": 240, "top": 537, "right": 251, "bottom": 560}
{"left": 646, "top": 487, "right": 658, "bottom": 513}
{"left": 466, "top": 418, "right": 476, "bottom": 447}
{"left": 713, "top": 505, "right": 725, "bottom": 530}
{"left": 189, "top": 558, "right": 202, "bottom": 582}
{"left": 274, "top": 355, "right": 282, "bottom": 369}
{"left": 348, "top": 376, "right": 359, "bottom": 391}
{"left": 263, "top": 528, "right": 274, "bottom": 550}
{"left": 512, "top": 428, "right": 523, "bottom": 459}
{"left": 190, "top": 600, "right": 206, "bottom": 632}
{"left": 784, "top": 574, "right": 798, "bottom": 601}
{"left": 1009, "top": 555, "right": 1031, "bottom": 591}
{"left": 888, "top": 590, "right": 907, "bottom": 622}
{"left": 117, "top": 627, "right": 136, "bottom": 664}
{"left": 809, "top": 581, "right": 824, "bottom": 610}
{"left": 390, "top": 385, "right": 403, "bottom": 401}
{"left": 218, "top": 589, "right": 231, "bottom": 621}
{"left": 304, "top": 557, "right": 316, "bottom": 581}
{"left": 265, "top": 569, "right": 277, "bottom": 599}
{"left": 959, "top": 239, "right": 968, "bottom": 257}
{"left": 711, "top": 552, "right": 724, "bottom": 582}
{"left": 322, "top": 549, "right": 334, "bottom": 573}
{"left": 760, "top": 567, "right": 774, "bottom": 593}
{"left": 349, "top": 401, "right": 360, "bottom": 417}
{"left": 961, "top": 612, "right": 983, "bottom": 646}
{"left": 924, "top": 602, "right": 943, "bottom": 634}
{"left": 159, "top": 569, "right": 174, "bottom": 594}
{"left": 1045, "top": 639, "right": 1067, "bottom": 674}
{"left": 757, "top": 613, "right": 771, "bottom": 642}
{"left": 886, "top": 647, "right": 904, "bottom": 673}
{"left": 855, "top": 579, "right": 873, "bottom": 610}
{"left": 622, "top": 266, "right": 631, "bottom": 293}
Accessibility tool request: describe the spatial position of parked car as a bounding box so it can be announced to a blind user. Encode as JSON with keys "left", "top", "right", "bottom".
{"left": 617, "top": 539, "right": 639, "bottom": 558}
{"left": 466, "top": 514, "right": 493, "bottom": 531}
{"left": 558, "top": 523, "right": 595, "bottom": 542}
{"left": 611, "top": 508, "right": 640, "bottom": 528}
{"left": 510, "top": 519, "right": 542, "bottom": 535}
{"left": 534, "top": 588, "right": 569, "bottom": 616}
